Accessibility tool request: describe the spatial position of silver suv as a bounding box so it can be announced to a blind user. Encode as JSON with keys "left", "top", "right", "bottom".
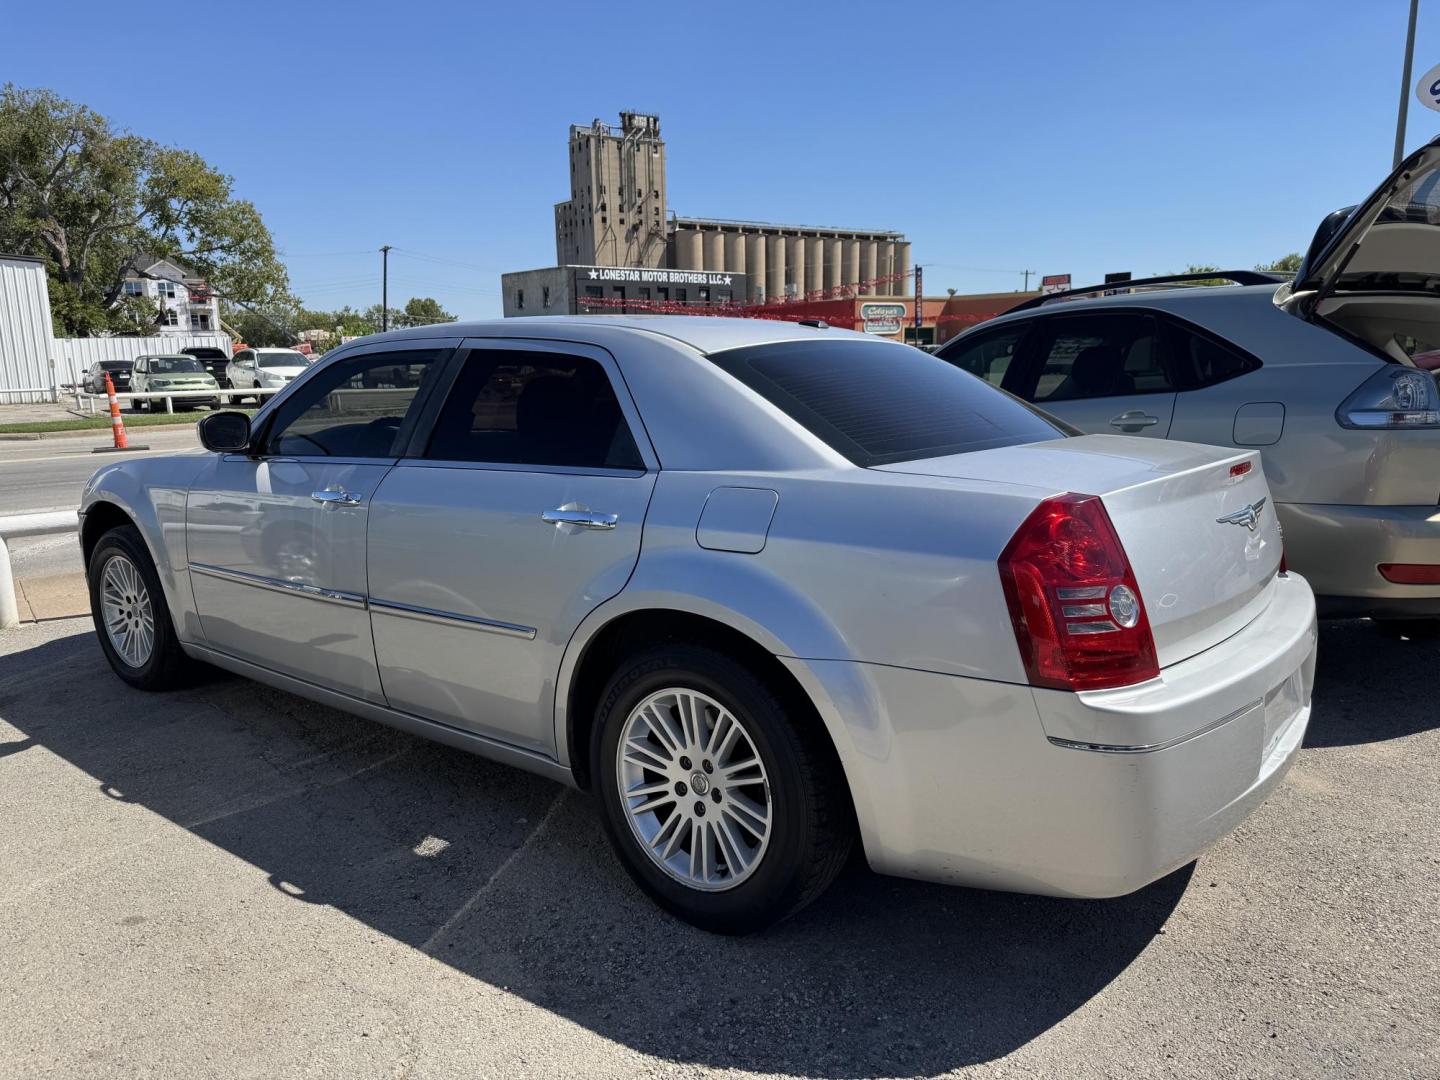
{"left": 938, "top": 136, "right": 1440, "bottom": 632}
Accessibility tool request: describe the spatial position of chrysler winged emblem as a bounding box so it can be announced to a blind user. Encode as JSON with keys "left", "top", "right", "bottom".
{"left": 1216, "top": 497, "right": 1267, "bottom": 532}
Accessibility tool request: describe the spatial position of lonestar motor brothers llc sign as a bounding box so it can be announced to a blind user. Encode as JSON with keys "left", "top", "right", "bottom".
{"left": 582, "top": 266, "right": 737, "bottom": 287}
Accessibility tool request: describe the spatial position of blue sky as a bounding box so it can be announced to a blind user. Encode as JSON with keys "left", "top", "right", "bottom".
{"left": 3, "top": 1, "right": 1438, "bottom": 317}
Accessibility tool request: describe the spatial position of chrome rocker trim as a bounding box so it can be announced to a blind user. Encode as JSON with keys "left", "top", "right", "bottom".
{"left": 188, "top": 562, "right": 366, "bottom": 608}
{"left": 367, "top": 598, "right": 538, "bottom": 640}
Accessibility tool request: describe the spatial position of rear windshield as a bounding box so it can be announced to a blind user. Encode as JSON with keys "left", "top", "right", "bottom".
{"left": 707, "top": 338, "right": 1065, "bottom": 467}
{"left": 101, "top": 361, "right": 132, "bottom": 370}
{"left": 258, "top": 351, "right": 307, "bottom": 368}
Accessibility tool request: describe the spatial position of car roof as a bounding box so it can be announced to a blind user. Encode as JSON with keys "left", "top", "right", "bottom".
{"left": 359, "top": 315, "right": 873, "bottom": 355}
{"left": 137, "top": 353, "right": 199, "bottom": 359}
{"left": 973, "top": 282, "right": 1285, "bottom": 332}
{"left": 253, "top": 346, "right": 306, "bottom": 353}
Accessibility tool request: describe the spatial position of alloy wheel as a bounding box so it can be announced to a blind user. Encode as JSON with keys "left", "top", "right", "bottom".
{"left": 615, "top": 687, "right": 772, "bottom": 891}
{"left": 100, "top": 554, "right": 155, "bottom": 668}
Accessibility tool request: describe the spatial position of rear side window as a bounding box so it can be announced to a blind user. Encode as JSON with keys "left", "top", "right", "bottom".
{"left": 424, "top": 349, "right": 643, "bottom": 470}
{"left": 707, "top": 338, "right": 1064, "bottom": 468}
{"left": 1165, "top": 323, "right": 1262, "bottom": 389}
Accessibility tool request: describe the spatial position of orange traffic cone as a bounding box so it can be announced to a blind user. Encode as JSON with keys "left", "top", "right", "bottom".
{"left": 91, "top": 371, "right": 149, "bottom": 454}
{"left": 105, "top": 372, "right": 128, "bottom": 449}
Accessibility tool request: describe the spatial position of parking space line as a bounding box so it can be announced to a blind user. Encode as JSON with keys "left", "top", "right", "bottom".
{"left": 421, "top": 789, "right": 570, "bottom": 955}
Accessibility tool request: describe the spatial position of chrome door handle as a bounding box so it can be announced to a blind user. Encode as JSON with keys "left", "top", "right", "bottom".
{"left": 541, "top": 508, "right": 618, "bottom": 530}
{"left": 1109, "top": 411, "right": 1160, "bottom": 430}
{"left": 311, "top": 488, "right": 362, "bottom": 507}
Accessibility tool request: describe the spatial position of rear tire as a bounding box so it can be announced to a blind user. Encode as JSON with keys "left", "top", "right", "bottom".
{"left": 592, "top": 643, "right": 852, "bottom": 934}
{"left": 87, "top": 525, "right": 190, "bottom": 691}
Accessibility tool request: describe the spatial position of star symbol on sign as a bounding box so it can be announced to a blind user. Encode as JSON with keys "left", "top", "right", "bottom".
{"left": 723, "top": 275, "right": 732, "bottom": 285}
{"left": 587, "top": 269, "right": 598, "bottom": 279}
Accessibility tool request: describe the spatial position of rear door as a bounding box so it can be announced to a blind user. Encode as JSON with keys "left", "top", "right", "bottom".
{"left": 366, "top": 339, "right": 657, "bottom": 755}
{"left": 1012, "top": 311, "right": 1177, "bottom": 438}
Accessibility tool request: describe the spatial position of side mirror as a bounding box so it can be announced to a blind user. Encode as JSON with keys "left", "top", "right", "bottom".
{"left": 197, "top": 411, "right": 252, "bottom": 454}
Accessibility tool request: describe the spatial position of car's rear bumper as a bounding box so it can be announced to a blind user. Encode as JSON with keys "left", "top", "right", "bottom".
{"left": 782, "top": 572, "right": 1317, "bottom": 898}
{"left": 1279, "top": 502, "right": 1440, "bottom": 616}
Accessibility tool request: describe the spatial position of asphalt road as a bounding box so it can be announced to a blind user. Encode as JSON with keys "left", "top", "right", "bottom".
{"left": 0, "top": 427, "right": 200, "bottom": 579}
{"left": 0, "top": 615, "right": 1436, "bottom": 1079}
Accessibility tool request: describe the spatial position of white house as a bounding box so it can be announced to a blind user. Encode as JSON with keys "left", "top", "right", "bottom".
{"left": 122, "top": 256, "right": 221, "bottom": 336}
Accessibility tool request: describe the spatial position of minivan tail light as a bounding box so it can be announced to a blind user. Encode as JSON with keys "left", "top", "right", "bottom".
{"left": 998, "top": 493, "right": 1160, "bottom": 692}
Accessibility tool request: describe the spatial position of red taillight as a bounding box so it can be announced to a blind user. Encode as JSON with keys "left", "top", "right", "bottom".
{"left": 998, "top": 493, "right": 1160, "bottom": 692}
{"left": 1378, "top": 563, "right": 1440, "bottom": 585}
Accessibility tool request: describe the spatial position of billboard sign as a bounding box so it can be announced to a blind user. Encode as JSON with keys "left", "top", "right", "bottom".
{"left": 860, "top": 301, "right": 906, "bottom": 335}
{"left": 1040, "top": 273, "right": 1071, "bottom": 295}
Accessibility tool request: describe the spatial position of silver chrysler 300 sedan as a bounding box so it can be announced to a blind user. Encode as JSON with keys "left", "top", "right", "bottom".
{"left": 80, "top": 317, "right": 1318, "bottom": 932}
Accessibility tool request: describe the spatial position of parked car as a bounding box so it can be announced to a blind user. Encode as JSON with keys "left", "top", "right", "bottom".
{"left": 129, "top": 354, "right": 221, "bottom": 411}
{"left": 179, "top": 346, "right": 232, "bottom": 386}
{"left": 225, "top": 347, "right": 310, "bottom": 401}
{"left": 80, "top": 318, "right": 1316, "bottom": 932}
{"left": 937, "top": 136, "right": 1440, "bottom": 634}
{"left": 82, "top": 360, "right": 134, "bottom": 395}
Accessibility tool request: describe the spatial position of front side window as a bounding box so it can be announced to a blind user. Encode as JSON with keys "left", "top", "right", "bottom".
{"left": 424, "top": 349, "right": 643, "bottom": 470}
{"left": 942, "top": 325, "right": 1027, "bottom": 388}
{"left": 263, "top": 349, "right": 448, "bottom": 458}
{"left": 708, "top": 338, "right": 1064, "bottom": 468}
{"left": 1025, "top": 314, "right": 1166, "bottom": 402}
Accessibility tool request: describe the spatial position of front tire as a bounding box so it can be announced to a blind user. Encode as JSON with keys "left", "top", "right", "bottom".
{"left": 87, "top": 525, "right": 189, "bottom": 690}
{"left": 593, "top": 644, "right": 852, "bottom": 934}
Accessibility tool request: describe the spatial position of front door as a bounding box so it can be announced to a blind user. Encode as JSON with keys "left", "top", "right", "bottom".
{"left": 366, "top": 340, "right": 657, "bottom": 754}
{"left": 1014, "top": 311, "right": 1176, "bottom": 438}
{"left": 186, "top": 343, "right": 455, "bottom": 700}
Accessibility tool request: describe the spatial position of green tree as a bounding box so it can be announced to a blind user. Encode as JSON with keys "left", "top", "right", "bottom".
{"left": 0, "top": 85, "right": 291, "bottom": 335}
{"left": 1256, "top": 253, "right": 1302, "bottom": 274}
{"left": 402, "top": 296, "right": 456, "bottom": 325}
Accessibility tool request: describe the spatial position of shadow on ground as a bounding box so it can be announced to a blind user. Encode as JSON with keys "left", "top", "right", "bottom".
{"left": 1302, "top": 619, "right": 1440, "bottom": 748}
{"left": 0, "top": 616, "right": 1425, "bottom": 1076}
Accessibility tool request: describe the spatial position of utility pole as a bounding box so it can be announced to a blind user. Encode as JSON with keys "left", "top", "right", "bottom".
{"left": 1022, "top": 269, "right": 1033, "bottom": 291}
{"left": 1395, "top": 0, "right": 1420, "bottom": 169}
{"left": 380, "top": 245, "right": 392, "bottom": 332}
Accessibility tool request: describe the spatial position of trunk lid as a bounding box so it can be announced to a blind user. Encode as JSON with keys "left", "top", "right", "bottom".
{"left": 876, "top": 435, "right": 1283, "bottom": 669}
{"left": 1290, "top": 136, "right": 1440, "bottom": 314}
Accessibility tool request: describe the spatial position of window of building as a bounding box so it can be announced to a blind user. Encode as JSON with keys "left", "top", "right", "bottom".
{"left": 675, "top": 289, "right": 687, "bottom": 303}
{"left": 658, "top": 288, "right": 669, "bottom": 302}
{"left": 638, "top": 288, "right": 650, "bottom": 301}
{"left": 542, "top": 286, "right": 551, "bottom": 308}
{"left": 189, "top": 311, "right": 212, "bottom": 330}
{"left": 155, "top": 281, "right": 177, "bottom": 299}
{"left": 516, "top": 289, "right": 525, "bottom": 310}
{"left": 423, "top": 349, "right": 643, "bottom": 470}
{"left": 159, "top": 308, "right": 178, "bottom": 326}
{"left": 698, "top": 287, "right": 710, "bottom": 302}
{"left": 122, "top": 280, "right": 144, "bottom": 296}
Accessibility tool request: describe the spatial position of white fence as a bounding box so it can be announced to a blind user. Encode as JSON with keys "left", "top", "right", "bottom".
{"left": 74, "top": 386, "right": 281, "bottom": 414}
{"left": 0, "top": 511, "right": 79, "bottom": 629}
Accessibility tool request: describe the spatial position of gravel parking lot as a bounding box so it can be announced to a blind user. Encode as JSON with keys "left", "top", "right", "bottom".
{"left": 1, "top": 615, "right": 1436, "bottom": 1079}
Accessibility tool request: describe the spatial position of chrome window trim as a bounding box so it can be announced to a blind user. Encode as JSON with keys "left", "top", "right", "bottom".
{"left": 368, "top": 597, "right": 537, "bottom": 640}
{"left": 1046, "top": 698, "right": 1263, "bottom": 754}
{"left": 393, "top": 458, "right": 646, "bottom": 479}
{"left": 188, "top": 562, "right": 366, "bottom": 608}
